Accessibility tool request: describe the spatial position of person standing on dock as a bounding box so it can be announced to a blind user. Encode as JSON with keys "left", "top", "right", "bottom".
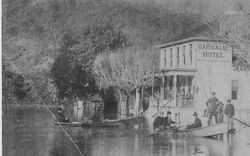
{"left": 206, "top": 92, "right": 219, "bottom": 125}
{"left": 224, "top": 99, "right": 235, "bottom": 132}
{"left": 216, "top": 101, "right": 224, "bottom": 123}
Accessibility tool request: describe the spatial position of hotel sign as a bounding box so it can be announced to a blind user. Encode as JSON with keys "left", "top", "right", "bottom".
{"left": 197, "top": 42, "right": 231, "bottom": 63}
{"left": 202, "top": 51, "right": 225, "bottom": 58}
{"left": 198, "top": 43, "right": 229, "bottom": 51}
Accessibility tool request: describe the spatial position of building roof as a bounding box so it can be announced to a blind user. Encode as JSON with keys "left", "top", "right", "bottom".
{"left": 157, "top": 24, "right": 228, "bottom": 49}
{"left": 157, "top": 36, "right": 227, "bottom": 48}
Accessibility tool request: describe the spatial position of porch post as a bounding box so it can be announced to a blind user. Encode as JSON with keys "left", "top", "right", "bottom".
{"left": 151, "top": 76, "right": 154, "bottom": 97}
{"left": 161, "top": 76, "right": 165, "bottom": 101}
{"left": 173, "top": 74, "right": 177, "bottom": 107}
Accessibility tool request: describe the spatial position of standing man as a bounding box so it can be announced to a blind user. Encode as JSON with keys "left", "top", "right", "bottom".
{"left": 224, "top": 99, "right": 235, "bottom": 132}
{"left": 206, "top": 92, "right": 219, "bottom": 125}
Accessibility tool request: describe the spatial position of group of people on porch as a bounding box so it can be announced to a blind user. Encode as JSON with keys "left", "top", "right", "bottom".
{"left": 180, "top": 88, "right": 194, "bottom": 100}
{"left": 153, "top": 91, "right": 235, "bottom": 132}
{"left": 165, "top": 88, "right": 194, "bottom": 100}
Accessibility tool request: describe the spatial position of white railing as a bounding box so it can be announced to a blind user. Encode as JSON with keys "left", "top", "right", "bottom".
{"left": 180, "top": 99, "right": 194, "bottom": 108}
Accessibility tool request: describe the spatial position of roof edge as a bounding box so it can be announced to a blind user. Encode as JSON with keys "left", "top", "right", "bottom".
{"left": 157, "top": 37, "right": 228, "bottom": 49}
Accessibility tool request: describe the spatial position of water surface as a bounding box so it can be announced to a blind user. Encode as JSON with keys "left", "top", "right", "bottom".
{"left": 3, "top": 106, "right": 250, "bottom": 156}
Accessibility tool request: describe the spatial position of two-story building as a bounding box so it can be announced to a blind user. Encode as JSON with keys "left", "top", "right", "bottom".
{"left": 157, "top": 36, "right": 233, "bottom": 108}
{"left": 146, "top": 35, "right": 250, "bottom": 131}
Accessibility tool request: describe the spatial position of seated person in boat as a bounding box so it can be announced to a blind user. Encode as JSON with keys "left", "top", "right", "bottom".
{"left": 56, "top": 108, "right": 70, "bottom": 122}
{"left": 153, "top": 111, "right": 166, "bottom": 131}
{"left": 92, "top": 112, "right": 101, "bottom": 123}
{"left": 186, "top": 112, "right": 202, "bottom": 129}
{"left": 82, "top": 116, "right": 89, "bottom": 123}
{"left": 165, "top": 111, "right": 176, "bottom": 129}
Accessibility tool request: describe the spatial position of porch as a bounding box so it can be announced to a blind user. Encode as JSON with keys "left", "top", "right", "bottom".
{"left": 151, "top": 70, "right": 197, "bottom": 108}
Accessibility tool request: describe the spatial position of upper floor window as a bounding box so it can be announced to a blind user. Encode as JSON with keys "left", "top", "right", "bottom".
{"left": 189, "top": 44, "right": 192, "bottom": 64}
{"left": 164, "top": 49, "right": 167, "bottom": 68}
{"left": 177, "top": 47, "right": 180, "bottom": 66}
{"left": 170, "top": 48, "right": 173, "bottom": 67}
{"left": 183, "top": 45, "right": 186, "bottom": 65}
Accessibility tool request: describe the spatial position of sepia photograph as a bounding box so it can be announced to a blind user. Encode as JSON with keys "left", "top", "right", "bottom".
{"left": 2, "top": 0, "right": 250, "bottom": 155}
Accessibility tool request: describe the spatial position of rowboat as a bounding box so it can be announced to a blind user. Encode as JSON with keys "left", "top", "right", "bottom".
{"left": 54, "top": 116, "right": 145, "bottom": 128}
{"left": 54, "top": 121, "right": 82, "bottom": 127}
{"left": 81, "top": 120, "right": 124, "bottom": 127}
{"left": 151, "top": 122, "right": 230, "bottom": 137}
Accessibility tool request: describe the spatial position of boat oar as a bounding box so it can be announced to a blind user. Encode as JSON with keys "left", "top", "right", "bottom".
{"left": 152, "top": 99, "right": 173, "bottom": 117}
{"left": 233, "top": 117, "right": 250, "bottom": 127}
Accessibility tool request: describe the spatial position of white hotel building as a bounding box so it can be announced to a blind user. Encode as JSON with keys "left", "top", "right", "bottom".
{"left": 147, "top": 35, "right": 250, "bottom": 130}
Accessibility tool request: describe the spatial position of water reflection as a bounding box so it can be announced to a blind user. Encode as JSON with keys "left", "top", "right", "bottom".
{"left": 3, "top": 107, "right": 250, "bottom": 156}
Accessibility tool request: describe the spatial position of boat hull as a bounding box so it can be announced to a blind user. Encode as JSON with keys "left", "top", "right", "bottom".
{"left": 54, "top": 116, "right": 145, "bottom": 128}
{"left": 185, "top": 122, "right": 228, "bottom": 137}
{"left": 152, "top": 122, "right": 229, "bottom": 137}
{"left": 54, "top": 122, "right": 82, "bottom": 127}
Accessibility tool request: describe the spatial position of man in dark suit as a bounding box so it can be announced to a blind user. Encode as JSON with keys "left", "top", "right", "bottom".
{"left": 224, "top": 99, "right": 235, "bottom": 132}
{"left": 186, "top": 112, "right": 202, "bottom": 129}
{"left": 165, "top": 111, "right": 175, "bottom": 128}
{"left": 153, "top": 111, "right": 166, "bottom": 131}
{"left": 206, "top": 92, "right": 219, "bottom": 125}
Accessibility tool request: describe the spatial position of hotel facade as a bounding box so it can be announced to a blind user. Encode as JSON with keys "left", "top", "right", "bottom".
{"left": 146, "top": 36, "right": 250, "bottom": 130}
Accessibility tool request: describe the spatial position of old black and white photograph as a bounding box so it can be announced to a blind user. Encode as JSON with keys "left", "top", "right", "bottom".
{"left": 2, "top": 0, "right": 250, "bottom": 155}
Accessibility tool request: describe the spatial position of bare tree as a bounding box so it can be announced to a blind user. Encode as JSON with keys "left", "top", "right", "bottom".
{"left": 93, "top": 47, "right": 159, "bottom": 117}
{"left": 223, "top": 11, "right": 250, "bottom": 69}
{"left": 200, "top": 0, "right": 250, "bottom": 69}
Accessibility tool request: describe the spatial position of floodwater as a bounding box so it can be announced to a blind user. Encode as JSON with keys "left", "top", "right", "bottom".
{"left": 2, "top": 106, "right": 250, "bottom": 156}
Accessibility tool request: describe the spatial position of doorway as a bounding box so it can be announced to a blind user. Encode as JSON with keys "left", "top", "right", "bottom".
{"left": 104, "top": 100, "right": 118, "bottom": 119}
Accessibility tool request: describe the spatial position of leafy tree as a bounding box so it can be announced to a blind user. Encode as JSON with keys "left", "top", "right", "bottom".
{"left": 70, "top": 23, "right": 128, "bottom": 69}
{"left": 2, "top": 62, "right": 32, "bottom": 102}
{"left": 51, "top": 49, "right": 94, "bottom": 99}
{"left": 50, "top": 23, "right": 127, "bottom": 100}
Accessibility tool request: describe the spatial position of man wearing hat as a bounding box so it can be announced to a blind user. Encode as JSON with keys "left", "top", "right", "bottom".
{"left": 206, "top": 92, "right": 219, "bottom": 125}
{"left": 186, "top": 112, "right": 202, "bottom": 129}
{"left": 153, "top": 111, "right": 166, "bottom": 131}
{"left": 165, "top": 111, "right": 175, "bottom": 128}
{"left": 224, "top": 99, "right": 235, "bottom": 132}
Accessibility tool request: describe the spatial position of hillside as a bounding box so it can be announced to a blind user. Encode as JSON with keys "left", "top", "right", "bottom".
{"left": 3, "top": 0, "right": 238, "bottom": 105}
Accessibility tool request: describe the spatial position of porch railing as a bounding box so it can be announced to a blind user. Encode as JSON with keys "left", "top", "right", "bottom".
{"left": 180, "top": 99, "right": 194, "bottom": 108}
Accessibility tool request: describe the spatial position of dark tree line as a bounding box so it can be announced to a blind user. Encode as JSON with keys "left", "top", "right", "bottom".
{"left": 51, "top": 23, "right": 127, "bottom": 100}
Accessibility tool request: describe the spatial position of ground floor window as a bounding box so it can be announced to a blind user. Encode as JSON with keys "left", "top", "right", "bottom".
{"left": 177, "top": 75, "right": 194, "bottom": 108}
{"left": 231, "top": 80, "right": 239, "bottom": 100}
